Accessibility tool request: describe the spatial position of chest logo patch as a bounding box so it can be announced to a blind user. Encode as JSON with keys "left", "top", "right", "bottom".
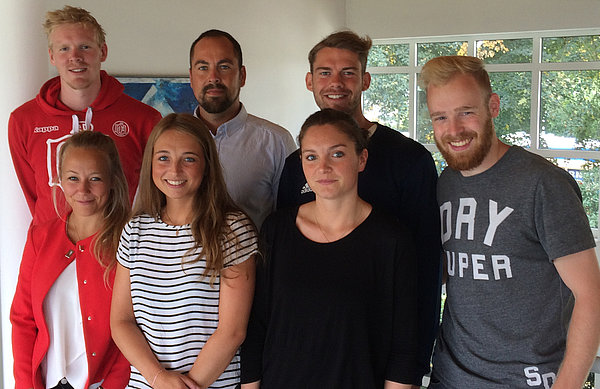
{"left": 112, "top": 121, "right": 130, "bottom": 137}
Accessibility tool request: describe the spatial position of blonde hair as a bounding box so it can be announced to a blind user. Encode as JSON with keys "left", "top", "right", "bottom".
{"left": 419, "top": 55, "right": 492, "bottom": 101}
{"left": 44, "top": 5, "right": 106, "bottom": 48}
{"left": 56, "top": 131, "right": 130, "bottom": 281}
{"left": 134, "top": 113, "right": 245, "bottom": 285}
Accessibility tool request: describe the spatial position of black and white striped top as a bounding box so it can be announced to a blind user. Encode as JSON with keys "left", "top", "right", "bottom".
{"left": 117, "top": 212, "right": 258, "bottom": 389}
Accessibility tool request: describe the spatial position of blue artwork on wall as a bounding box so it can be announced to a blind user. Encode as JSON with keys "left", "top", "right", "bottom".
{"left": 117, "top": 77, "right": 197, "bottom": 116}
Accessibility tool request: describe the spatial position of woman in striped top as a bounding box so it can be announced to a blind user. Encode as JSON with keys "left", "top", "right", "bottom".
{"left": 111, "top": 113, "right": 258, "bottom": 389}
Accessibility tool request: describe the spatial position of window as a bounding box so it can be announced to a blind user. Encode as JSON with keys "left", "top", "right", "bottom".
{"left": 364, "top": 30, "right": 600, "bottom": 230}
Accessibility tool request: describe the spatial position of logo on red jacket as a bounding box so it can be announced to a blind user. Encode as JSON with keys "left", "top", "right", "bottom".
{"left": 112, "top": 121, "right": 130, "bottom": 137}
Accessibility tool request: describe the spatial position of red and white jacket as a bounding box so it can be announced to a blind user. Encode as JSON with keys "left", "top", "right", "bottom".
{"left": 8, "top": 71, "right": 161, "bottom": 225}
{"left": 10, "top": 217, "right": 130, "bottom": 389}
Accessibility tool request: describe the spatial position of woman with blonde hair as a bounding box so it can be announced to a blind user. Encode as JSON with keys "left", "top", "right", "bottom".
{"left": 11, "top": 130, "right": 131, "bottom": 389}
{"left": 111, "top": 113, "right": 257, "bottom": 389}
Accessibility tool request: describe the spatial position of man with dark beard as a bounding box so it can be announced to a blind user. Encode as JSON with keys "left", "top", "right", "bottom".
{"left": 189, "top": 30, "right": 295, "bottom": 227}
{"left": 421, "top": 55, "right": 600, "bottom": 389}
{"left": 276, "top": 30, "right": 441, "bottom": 388}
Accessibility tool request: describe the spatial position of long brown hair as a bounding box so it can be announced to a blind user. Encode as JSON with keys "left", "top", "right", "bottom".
{"left": 56, "top": 131, "right": 130, "bottom": 280}
{"left": 134, "top": 113, "right": 243, "bottom": 284}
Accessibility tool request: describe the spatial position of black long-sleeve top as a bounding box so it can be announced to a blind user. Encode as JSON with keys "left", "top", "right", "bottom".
{"left": 241, "top": 207, "right": 419, "bottom": 388}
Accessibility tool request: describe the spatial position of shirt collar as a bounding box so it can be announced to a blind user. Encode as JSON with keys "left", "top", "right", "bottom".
{"left": 193, "top": 103, "right": 247, "bottom": 138}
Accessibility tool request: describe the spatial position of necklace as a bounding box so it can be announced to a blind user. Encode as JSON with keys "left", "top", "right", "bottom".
{"left": 66, "top": 215, "right": 92, "bottom": 255}
{"left": 313, "top": 205, "right": 366, "bottom": 243}
{"left": 66, "top": 215, "right": 81, "bottom": 243}
{"left": 163, "top": 209, "right": 183, "bottom": 236}
{"left": 65, "top": 216, "right": 79, "bottom": 258}
{"left": 314, "top": 212, "right": 331, "bottom": 242}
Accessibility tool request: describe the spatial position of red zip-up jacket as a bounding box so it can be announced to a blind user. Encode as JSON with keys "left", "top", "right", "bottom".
{"left": 8, "top": 71, "right": 161, "bottom": 225}
{"left": 11, "top": 217, "right": 129, "bottom": 389}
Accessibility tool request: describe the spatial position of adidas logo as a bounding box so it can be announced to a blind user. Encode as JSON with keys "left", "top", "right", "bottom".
{"left": 300, "top": 182, "right": 313, "bottom": 194}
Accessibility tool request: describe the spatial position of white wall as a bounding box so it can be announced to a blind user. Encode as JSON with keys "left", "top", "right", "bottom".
{"left": 347, "top": 0, "right": 600, "bottom": 38}
{"left": 0, "top": 1, "right": 49, "bottom": 387}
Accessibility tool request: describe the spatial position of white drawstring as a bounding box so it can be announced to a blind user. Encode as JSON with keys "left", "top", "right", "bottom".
{"left": 84, "top": 106, "right": 92, "bottom": 131}
{"left": 70, "top": 106, "right": 93, "bottom": 133}
{"left": 71, "top": 114, "right": 78, "bottom": 134}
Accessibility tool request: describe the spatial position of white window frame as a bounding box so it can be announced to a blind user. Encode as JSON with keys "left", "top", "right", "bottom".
{"left": 366, "top": 28, "right": 600, "bottom": 231}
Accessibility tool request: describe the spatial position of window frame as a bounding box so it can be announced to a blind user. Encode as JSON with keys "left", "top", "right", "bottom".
{"left": 367, "top": 29, "right": 600, "bottom": 154}
{"left": 365, "top": 28, "right": 600, "bottom": 231}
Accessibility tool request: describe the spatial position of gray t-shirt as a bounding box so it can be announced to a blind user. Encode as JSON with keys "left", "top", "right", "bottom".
{"left": 430, "top": 146, "right": 595, "bottom": 388}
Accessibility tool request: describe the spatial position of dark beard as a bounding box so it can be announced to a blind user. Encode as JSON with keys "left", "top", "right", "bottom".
{"left": 436, "top": 116, "right": 494, "bottom": 172}
{"left": 199, "top": 84, "right": 235, "bottom": 114}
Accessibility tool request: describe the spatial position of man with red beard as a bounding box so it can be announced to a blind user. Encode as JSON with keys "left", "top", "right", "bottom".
{"left": 276, "top": 30, "right": 441, "bottom": 387}
{"left": 9, "top": 6, "right": 161, "bottom": 226}
{"left": 189, "top": 30, "right": 295, "bottom": 228}
{"left": 421, "top": 55, "right": 600, "bottom": 388}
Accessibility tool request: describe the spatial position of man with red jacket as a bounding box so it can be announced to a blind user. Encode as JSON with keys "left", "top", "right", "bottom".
{"left": 9, "top": 5, "right": 161, "bottom": 225}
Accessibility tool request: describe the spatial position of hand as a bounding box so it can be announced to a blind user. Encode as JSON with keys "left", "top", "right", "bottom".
{"left": 154, "top": 370, "right": 201, "bottom": 389}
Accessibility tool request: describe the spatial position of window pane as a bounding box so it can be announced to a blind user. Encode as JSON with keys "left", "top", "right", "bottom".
{"left": 477, "top": 39, "right": 532, "bottom": 64}
{"left": 368, "top": 44, "right": 409, "bottom": 67}
{"left": 548, "top": 158, "right": 599, "bottom": 228}
{"left": 363, "top": 73, "right": 409, "bottom": 133}
{"left": 543, "top": 35, "right": 600, "bottom": 62}
{"left": 417, "top": 41, "right": 468, "bottom": 65}
{"left": 489, "top": 72, "right": 531, "bottom": 147}
{"left": 540, "top": 70, "right": 600, "bottom": 150}
{"left": 432, "top": 151, "right": 447, "bottom": 175}
{"left": 416, "top": 82, "right": 433, "bottom": 143}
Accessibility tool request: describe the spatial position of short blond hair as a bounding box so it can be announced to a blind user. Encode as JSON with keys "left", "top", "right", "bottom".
{"left": 44, "top": 5, "right": 106, "bottom": 48}
{"left": 420, "top": 56, "right": 492, "bottom": 101}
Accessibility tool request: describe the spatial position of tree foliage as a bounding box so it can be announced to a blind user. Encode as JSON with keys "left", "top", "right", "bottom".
{"left": 365, "top": 35, "right": 600, "bottom": 228}
{"left": 579, "top": 161, "right": 600, "bottom": 228}
{"left": 363, "top": 73, "right": 409, "bottom": 132}
{"left": 367, "top": 44, "right": 409, "bottom": 67}
{"left": 418, "top": 41, "right": 466, "bottom": 65}
{"left": 364, "top": 45, "right": 410, "bottom": 131}
{"left": 541, "top": 36, "right": 600, "bottom": 148}
{"left": 489, "top": 72, "right": 531, "bottom": 146}
{"left": 541, "top": 70, "right": 600, "bottom": 149}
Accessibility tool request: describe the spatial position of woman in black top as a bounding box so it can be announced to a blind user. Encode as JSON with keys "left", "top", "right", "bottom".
{"left": 241, "top": 109, "right": 419, "bottom": 389}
